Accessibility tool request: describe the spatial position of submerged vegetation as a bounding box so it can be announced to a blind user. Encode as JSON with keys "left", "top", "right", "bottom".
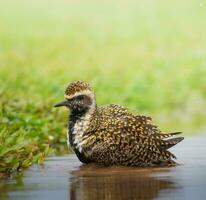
{"left": 0, "top": 0, "right": 206, "bottom": 176}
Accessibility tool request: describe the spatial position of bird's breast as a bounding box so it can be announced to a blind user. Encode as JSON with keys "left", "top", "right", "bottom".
{"left": 68, "top": 113, "right": 92, "bottom": 153}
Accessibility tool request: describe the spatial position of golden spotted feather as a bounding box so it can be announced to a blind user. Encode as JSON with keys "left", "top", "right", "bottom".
{"left": 81, "top": 104, "right": 183, "bottom": 167}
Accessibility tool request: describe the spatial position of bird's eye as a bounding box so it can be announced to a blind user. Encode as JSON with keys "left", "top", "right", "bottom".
{"left": 76, "top": 95, "right": 84, "bottom": 100}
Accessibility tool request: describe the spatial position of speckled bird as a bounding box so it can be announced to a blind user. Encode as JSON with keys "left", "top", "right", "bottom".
{"left": 54, "top": 81, "right": 184, "bottom": 167}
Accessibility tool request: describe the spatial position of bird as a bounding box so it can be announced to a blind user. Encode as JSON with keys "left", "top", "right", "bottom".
{"left": 54, "top": 81, "right": 184, "bottom": 167}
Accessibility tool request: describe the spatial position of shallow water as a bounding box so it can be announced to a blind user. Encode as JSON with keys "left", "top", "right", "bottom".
{"left": 1, "top": 136, "right": 206, "bottom": 200}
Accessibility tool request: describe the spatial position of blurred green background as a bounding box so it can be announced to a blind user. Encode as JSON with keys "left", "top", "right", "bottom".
{"left": 0, "top": 0, "right": 206, "bottom": 176}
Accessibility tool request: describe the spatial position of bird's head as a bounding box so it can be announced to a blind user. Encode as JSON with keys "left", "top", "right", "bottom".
{"left": 54, "top": 81, "right": 96, "bottom": 113}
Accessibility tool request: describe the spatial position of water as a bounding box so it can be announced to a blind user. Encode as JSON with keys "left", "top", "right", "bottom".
{"left": 1, "top": 136, "right": 206, "bottom": 200}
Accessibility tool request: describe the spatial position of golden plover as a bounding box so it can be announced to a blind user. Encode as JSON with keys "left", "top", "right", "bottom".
{"left": 54, "top": 81, "right": 184, "bottom": 167}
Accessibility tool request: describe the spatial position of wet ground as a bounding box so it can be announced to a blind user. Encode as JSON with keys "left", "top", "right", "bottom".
{"left": 1, "top": 136, "right": 206, "bottom": 200}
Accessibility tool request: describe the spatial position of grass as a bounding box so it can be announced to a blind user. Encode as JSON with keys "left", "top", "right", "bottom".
{"left": 0, "top": 0, "right": 206, "bottom": 176}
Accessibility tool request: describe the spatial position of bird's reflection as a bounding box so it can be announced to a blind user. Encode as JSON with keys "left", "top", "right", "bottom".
{"left": 69, "top": 164, "right": 177, "bottom": 200}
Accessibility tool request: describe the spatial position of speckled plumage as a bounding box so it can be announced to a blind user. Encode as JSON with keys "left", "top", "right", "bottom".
{"left": 55, "top": 81, "right": 184, "bottom": 167}
{"left": 65, "top": 81, "right": 93, "bottom": 98}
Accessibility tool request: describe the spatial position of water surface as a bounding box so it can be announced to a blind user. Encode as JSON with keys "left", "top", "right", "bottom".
{"left": 1, "top": 136, "right": 206, "bottom": 200}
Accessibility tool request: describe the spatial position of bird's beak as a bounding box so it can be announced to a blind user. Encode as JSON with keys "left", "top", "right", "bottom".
{"left": 54, "top": 100, "right": 69, "bottom": 108}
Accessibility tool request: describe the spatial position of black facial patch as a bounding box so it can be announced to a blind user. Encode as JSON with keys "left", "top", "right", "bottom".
{"left": 73, "top": 95, "right": 92, "bottom": 106}
{"left": 67, "top": 95, "right": 92, "bottom": 112}
{"left": 82, "top": 95, "right": 92, "bottom": 106}
{"left": 76, "top": 95, "right": 84, "bottom": 101}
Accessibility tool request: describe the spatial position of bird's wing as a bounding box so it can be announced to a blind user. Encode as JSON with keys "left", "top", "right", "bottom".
{"left": 98, "top": 108, "right": 182, "bottom": 164}
{"left": 96, "top": 104, "right": 183, "bottom": 148}
{"left": 83, "top": 105, "right": 183, "bottom": 165}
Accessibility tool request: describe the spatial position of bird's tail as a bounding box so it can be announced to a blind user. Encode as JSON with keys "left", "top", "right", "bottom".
{"left": 161, "top": 132, "right": 184, "bottom": 150}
